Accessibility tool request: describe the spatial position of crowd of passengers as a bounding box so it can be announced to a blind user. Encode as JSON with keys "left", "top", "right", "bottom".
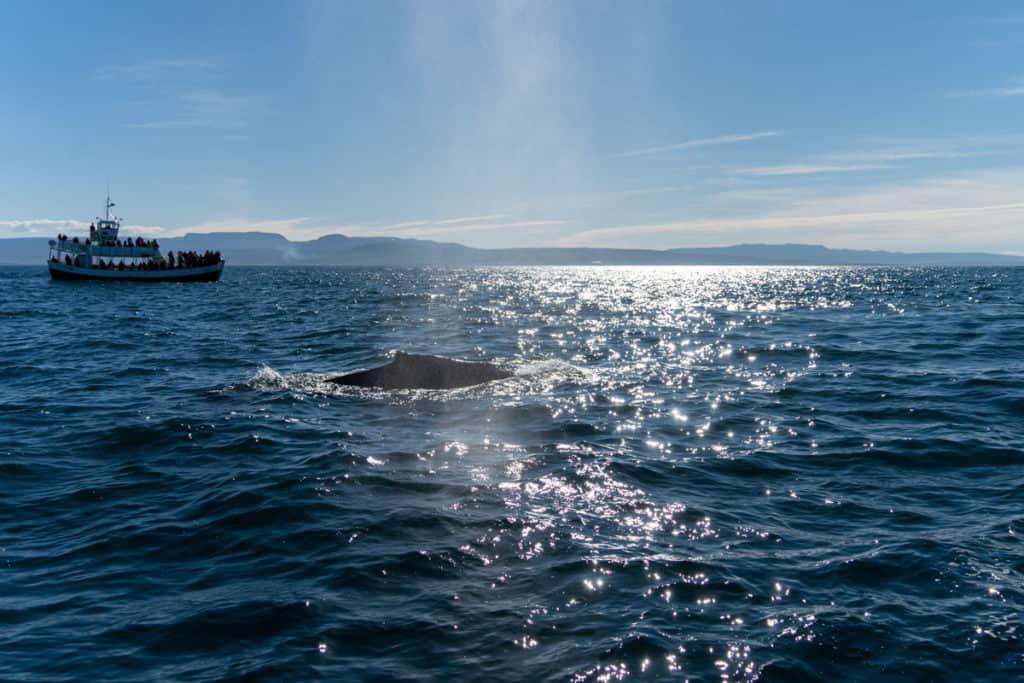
{"left": 90, "top": 251, "right": 222, "bottom": 270}
{"left": 55, "top": 249, "right": 222, "bottom": 270}
{"left": 96, "top": 236, "right": 160, "bottom": 248}
{"left": 169, "top": 250, "right": 222, "bottom": 268}
{"left": 55, "top": 232, "right": 159, "bottom": 249}
{"left": 92, "top": 258, "right": 167, "bottom": 271}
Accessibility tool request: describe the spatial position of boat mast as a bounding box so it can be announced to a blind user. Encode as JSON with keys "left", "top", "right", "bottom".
{"left": 104, "top": 179, "right": 115, "bottom": 222}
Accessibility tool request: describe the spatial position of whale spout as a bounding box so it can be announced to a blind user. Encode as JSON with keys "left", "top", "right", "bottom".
{"left": 328, "top": 352, "right": 513, "bottom": 390}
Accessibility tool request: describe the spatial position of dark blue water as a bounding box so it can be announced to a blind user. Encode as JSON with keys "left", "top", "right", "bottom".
{"left": 2, "top": 265, "right": 1022, "bottom": 681}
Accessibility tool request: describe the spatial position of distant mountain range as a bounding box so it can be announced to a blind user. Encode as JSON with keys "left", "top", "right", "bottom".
{"left": 2, "top": 232, "right": 1022, "bottom": 266}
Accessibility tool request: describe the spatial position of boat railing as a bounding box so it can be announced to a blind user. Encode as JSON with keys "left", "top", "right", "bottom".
{"left": 90, "top": 246, "right": 159, "bottom": 258}
{"left": 51, "top": 239, "right": 88, "bottom": 254}
{"left": 50, "top": 240, "right": 162, "bottom": 257}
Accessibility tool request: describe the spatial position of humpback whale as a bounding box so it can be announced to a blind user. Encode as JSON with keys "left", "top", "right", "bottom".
{"left": 328, "top": 352, "right": 513, "bottom": 390}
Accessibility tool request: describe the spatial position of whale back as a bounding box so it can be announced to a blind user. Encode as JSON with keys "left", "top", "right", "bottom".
{"left": 329, "top": 352, "right": 512, "bottom": 389}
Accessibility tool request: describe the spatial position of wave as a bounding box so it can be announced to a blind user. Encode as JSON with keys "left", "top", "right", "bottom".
{"left": 5, "top": 265, "right": 1024, "bottom": 682}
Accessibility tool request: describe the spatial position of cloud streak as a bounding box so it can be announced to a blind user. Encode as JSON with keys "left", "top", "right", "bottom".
{"left": 735, "top": 163, "right": 888, "bottom": 177}
{"left": 359, "top": 219, "right": 564, "bottom": 239}
{"left": 733, "top": 145, "right": 967, "bottom": 177}
{"left": 613, "top": 131, "right": 783, "bottom": 158}
{"left": 570, "top": 202, "right": 1024, "bottom": 242}
{"left": 829, "top": 149, "right": 963, "bottom": 163}
{"left": 96, "top": 57, "right": 259, "bottom": 129}
{"left": 0, "top": 219, "right": 90, "bottom": 237}
{"left": 947, "top": 78, "right": 1024, "bottom": 97}
{"left": 565, "top": 169, "right": 1024, "bottom": 250}
{"left": 128, "top": 89, "right": 262, "bottom": 129}
{"left": 96, "top": 58, "right": 220, "bottom": 82}
{"left": 328, "top": 215, "right": 565, "bottom": 239}
{"left": 377, "top": 214, "right": 509, "bottom": 231}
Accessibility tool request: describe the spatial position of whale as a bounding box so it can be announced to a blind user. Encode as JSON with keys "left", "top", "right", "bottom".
{"left": 328, "top": 352, "right": 513, "bottom": 390}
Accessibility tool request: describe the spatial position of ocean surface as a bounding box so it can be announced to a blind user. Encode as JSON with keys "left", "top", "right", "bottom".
{"left": 1, "top": 265, "right": 1022, "bottom": 682}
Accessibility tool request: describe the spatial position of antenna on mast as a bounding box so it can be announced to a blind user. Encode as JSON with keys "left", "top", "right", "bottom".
{"left": 104, "top": 179, "right": 116, "bottom": 221}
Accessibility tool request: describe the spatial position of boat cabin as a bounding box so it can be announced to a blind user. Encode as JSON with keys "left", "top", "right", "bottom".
{"left": 91, "top": 219, "right": 120, "bottom": 244}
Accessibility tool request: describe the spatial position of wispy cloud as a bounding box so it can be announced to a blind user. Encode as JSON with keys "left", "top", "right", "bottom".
{"left": 378, "top": 214, "right": 509, "bottom": 230}
{"left": 564, "top": 169, "right": 1024, "bottom": 250}
{"left": 366, "top": 219, "right": 563, "bottom": 239}
{"left": 96, "top": 58, "right": 220, "bottom": 82}
{"left": 337, "top": 215, "right": 564, "bottom": 239}
{"left": 830, "top": 149, "right": 963, "bottom": 163}
{"left": 570, "top": 202, "right": 1024, "bottom": 243}
{"left": 613, "top": 131, "right": 783, "bottom": 158}
{"left": 947, "top": 78, "right": 1024, "bottom": 97}
{"left": 734, "top": 145, "right": 965, "bottom": 177}
{"left": 592, "top": 185, "right": 692, "bottom": 199}
{"left": 432, "top": 214, "right": 507, "bottom": 226}
{"left": 96, "top": 57, "right": 259, "bottom": 129}
{"left": 0, "top": 219, "right": 90, "bottom": 237}
{"left": 129, "top": 89, "right": 263, "bottom": 129}
{"left": 735, "top": 163, "right": 888, "bottom": 177}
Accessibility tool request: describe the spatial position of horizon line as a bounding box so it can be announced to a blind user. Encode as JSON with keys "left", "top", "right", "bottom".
{"left": 2, "top": 232, "right": 1021, "bottom": 258}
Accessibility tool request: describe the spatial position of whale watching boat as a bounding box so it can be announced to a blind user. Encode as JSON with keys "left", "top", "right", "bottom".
{"left": 48, "top": 194, "right": 224, "bottom": 282}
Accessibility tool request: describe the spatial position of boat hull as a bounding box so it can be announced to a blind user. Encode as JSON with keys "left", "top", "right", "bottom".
{"left": 48, "top": 261, "right": 224, "bottom": 282}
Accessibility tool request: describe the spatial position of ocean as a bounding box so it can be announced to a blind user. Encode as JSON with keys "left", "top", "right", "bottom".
{"left": 1, "top": 265, "right": 1022, "bottom": 681}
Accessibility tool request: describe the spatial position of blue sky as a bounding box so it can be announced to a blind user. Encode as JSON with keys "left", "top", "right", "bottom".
{"left": 2, "top": 1, "right": 1024, "bottom": 252}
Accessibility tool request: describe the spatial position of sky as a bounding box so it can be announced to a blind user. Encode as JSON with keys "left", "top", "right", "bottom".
{"left": 2, "top": 1, "right": 1024, "bottom": 253}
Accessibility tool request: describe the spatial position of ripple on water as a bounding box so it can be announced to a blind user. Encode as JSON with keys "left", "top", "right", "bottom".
{"left": 1, "top": 265, "right": 1023, "bottom": 681}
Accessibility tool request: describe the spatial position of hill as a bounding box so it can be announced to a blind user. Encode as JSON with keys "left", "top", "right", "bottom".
{"left": 2, "top": 233, "right": 1021, "bottom": 266}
